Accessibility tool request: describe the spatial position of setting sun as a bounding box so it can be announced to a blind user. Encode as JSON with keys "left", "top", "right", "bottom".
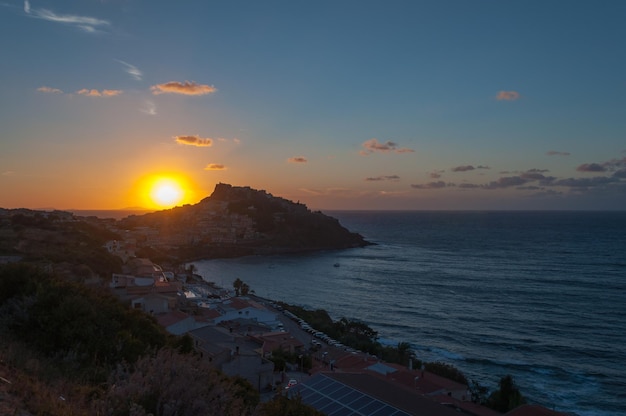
{"left": 132, "top": 173, "right": 198, "bottom": 209}
{"left": 150, "top": 178, "right": 183, "bottom": 207}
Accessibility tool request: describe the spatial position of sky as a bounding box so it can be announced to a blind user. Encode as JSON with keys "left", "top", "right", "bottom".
{"left": 1, "top": 0, "right": 625, "bottom": 211}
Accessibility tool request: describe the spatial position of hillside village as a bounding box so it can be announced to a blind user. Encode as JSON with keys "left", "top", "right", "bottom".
{"left": 0, "top": 195, "right": 569, "bottom": 416}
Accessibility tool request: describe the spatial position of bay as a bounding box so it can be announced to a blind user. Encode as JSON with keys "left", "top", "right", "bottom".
{"left": 194, "top": 211, "right": 626, "bottom": 416}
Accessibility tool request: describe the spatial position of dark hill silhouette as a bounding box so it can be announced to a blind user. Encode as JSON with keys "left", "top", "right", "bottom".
{"left": 119, "top": 183, "right": 370, "bottom": 260}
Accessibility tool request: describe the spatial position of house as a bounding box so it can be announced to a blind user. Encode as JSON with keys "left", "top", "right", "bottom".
{"left": 155, "top": 310, "right": 209, "bottom": 335}
{"left": 188, "top": 325, "right": 275, "bottom": 392}
{"left": 250, "top": 331, "right": 305, "bottom": 357}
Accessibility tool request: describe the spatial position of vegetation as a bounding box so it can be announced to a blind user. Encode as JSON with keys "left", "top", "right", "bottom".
{"left": 0, "top": 263, "right": 327, "bottom": 415}
{"left": 424, "top": 361, "right": 468, "bottom": 385}
{"left": 268, "top": 348, "right": 312, "bottom": 372}
{"left": 233, "top": 277, "right": 251, "bottom": 296}
{"left": 487, "top": 375, "right": 527, "bottom": 412}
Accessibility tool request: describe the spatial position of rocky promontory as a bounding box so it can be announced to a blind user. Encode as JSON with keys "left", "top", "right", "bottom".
{"left": 118, "top": 183, "right": 370, "bottom": 260}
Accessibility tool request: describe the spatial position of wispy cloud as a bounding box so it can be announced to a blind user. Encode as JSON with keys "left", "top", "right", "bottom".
{"left": 24, "top": 1, "right": 110, "bottom": 33}
{"left": 288, "top": 156, "right": 308, "bottom": 163}
{"left": 76, "top": 88, "right": 122, "bottom": 97}
{"left": 360, "top": 138, "right": 414, "bottom": 155}
{"left": 37, "top": 86, "right": 62, "bottom": 94}
{"left": 140, "top": 100, "right": 157, "bottom": 116}
{"left": 151, "top": 81, "right": 217, "bottom": 96}
{"left": 451, "top": 165, "right": 490, "bottom": 172}
{"left": 174, "top": 135, "right": 212, "bottom": 147}
{"left": 430, "top": 170, "right": 445, "bottom": 179}
{"left": 411, "top": 181, "right": 449, "bottom": 189}
{"left": 116, "top": 60, "right": 142, "bottom": 81}
{"left": 496, "top": 90, "right": 520, "bottom": 101}
{"left": 576, "top": 163, "right": 606, "bottom": 173}
{"left": 576, "top": 157, "right": 626, "bottom": 173}
{"left": 204, "top": 164, "right": 226, "bottom": 170}
{"left": 2, "top": 171, "right": 15, "bottom": 176}
{"left": 365, "top": 175, "right": 400, "bottom": 182}
{"left": 546, "top": 150, "right": 571, "bottom": 156}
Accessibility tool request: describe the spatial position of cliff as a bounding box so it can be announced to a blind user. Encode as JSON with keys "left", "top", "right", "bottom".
{"left": 118, "top": 183, "right": 370, "bottom": 260}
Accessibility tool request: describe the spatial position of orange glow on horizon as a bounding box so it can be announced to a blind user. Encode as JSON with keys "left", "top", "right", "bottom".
{"left": 132, "top": 173, "right": 199, "bottom": 209}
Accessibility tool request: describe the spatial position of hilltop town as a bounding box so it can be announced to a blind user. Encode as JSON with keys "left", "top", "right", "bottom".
{"left": 0, "top": 185, "right": 566, "bottom": 415}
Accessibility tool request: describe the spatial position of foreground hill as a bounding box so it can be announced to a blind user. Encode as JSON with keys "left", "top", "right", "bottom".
{"left": 119, "top": 183, "right": 370, "bottom": 260}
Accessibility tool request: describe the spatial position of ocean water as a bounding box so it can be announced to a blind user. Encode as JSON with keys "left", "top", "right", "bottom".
{"left": 193, "top": 211, "right": 626, "bottom": 416}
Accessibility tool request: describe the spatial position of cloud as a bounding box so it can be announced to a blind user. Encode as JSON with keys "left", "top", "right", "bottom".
{"left": 430, "top": 170, "right": 444, "bottom": 179}
{"left": 458, "top": 183, "right": 481, "bottom": 189}
{"left": 174, "top": 135, "right": 212, "bottom": 147}
{"left": 140, "top": 100, "right": 157, "bottom": 116}
{"left": 411, "top": 181, "right": 449, "bottom": 189}
{"left": 288, "top": 156, "right": 307, "bottom": 163}
{"left": 451, "top": 165, "right": 490, "bottom": 172}
{"left": 76, "top": 88, "right": 122, "bottom": 97}
{"left": 24, "top": 1, "right": 110, "bottom": 33}
{"left": 451, "top": 165, "right": 475, "bottom": 172}
{"left": 613, "top": 169, "right": 626, "bottom": 179}
{"left": 552, "top": 176, "right": 619, "bottom": 188}
{"left": 483, "top": 176, "right": 529, "bottom": 189}
{"left": 520, "top": 172, "right": 548, "bottom": 181}
{"left": 527, "top": 168, "right": 550, "bottom": 173}
{"left": 365, "top": 175, "right": 400, "bottom": 182}
{"left": 151, "top": 81, "right": 217, "bottom": 96}
{"left": 547, "top": 150, "right": 570, "bottom": 156}
{"left": 204, "top": 164, "right": 226, "bottom": 170}
{"left": 2, "top": 171, "right": 15, "bottom": 176}
{"left": 360, "top": 138, "right": 414, "bottom": 155}
{"left": 116, "top": 60, "right": 142, "bottom": 81}
{"left": 496, "top": 90, "right": 520, "bottom": 101}
{"left": 37, "top": 86, "right": 62, "bottom": 93}
{"left": 576, "top": 163, "right": 606, "bottom": 173}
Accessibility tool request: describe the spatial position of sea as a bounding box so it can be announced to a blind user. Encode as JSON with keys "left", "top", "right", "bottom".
{"left": 192, "top": 211, "right": 626, "bottom": 416}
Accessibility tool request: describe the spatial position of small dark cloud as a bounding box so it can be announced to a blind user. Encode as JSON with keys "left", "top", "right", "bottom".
{"left": 517, "top": 186, "right": 543, "bottom": 191}
{"left": 476, "top": 165, "right": 490, "bottom": 170}
{"left": 527, "top": 168, "right": 550, "bottom": 173}
{"left": 411, "top": 181, "right": 449, "bottom": 189}
{"left": 576, "top": 163, "right": 606, "bottom": 172}
{"left": 174, "top": 135, "right": 212, "bottom": 147}
{"left": 546, "top": 151, "right": 571, "bottom": 156}
{"left": 553, "top": 176, "right": 618, "bottom": 188}
{"left": 360, "top": 138, "right": 415, "bottom": 155}
{"left": 204, "top": 164, "right": 226, "bottom": 170}
{"left": 429, "top": 170, "right": 444, "bottom": 179}
{"left": 483, "top": 176, "right": 528, "bottom": 189}
{"left": 288, "top": 156, "right": 307, "bottom": 163}
{"left": 365, "top": 175, "right": 400, "bottom": 182}
{"left": 520, "top": 172, "right": 547, "bottom": 181}
{"left": 613, "top": 169, "right": 626, "bottom": 179}
{"left": 458, "top": 183, "right": 481, "bottom": 189}
{"left": 452, "top": 165, "right": 475, "bottom": 172}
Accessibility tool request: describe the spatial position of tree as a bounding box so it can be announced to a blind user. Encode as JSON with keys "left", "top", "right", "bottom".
{"left": 241, "top": 282, "right": 250, "bottom": 296}
{"left": 469, "top": 379, "right": 489, "bottom": 404}
{"left": 233, "top": 278, "right": 243, "bottom": 296}
{"left": 487, "top": 375, "right": 526, "bottom": 412}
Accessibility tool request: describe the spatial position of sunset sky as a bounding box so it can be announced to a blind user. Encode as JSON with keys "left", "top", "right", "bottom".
{"left": 1, "top": 1, "right": 625, "bottom": 211}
